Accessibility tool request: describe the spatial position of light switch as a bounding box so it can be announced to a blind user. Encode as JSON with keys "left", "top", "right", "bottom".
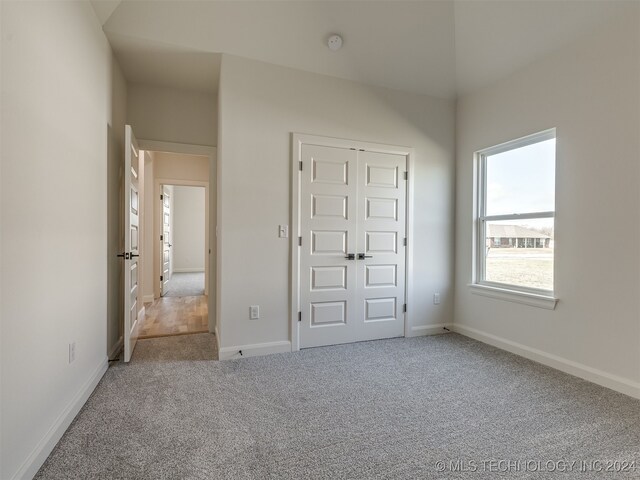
{"left": 250, "top": 305, "right": 260, "bottom": 320}
{"left": 279, "top": 225, "right": 288, "bottom": 238}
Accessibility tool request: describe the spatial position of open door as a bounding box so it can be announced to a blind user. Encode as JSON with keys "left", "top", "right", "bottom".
{"left": 160, "top": 185, "right": 172, "bottom": 296}
{"left": 123, "top": 125, "right": 140, "bottom": 362}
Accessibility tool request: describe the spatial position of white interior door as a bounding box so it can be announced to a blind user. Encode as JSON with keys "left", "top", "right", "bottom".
{"left": 355, "top": 150, "right": 406, "bottom": 341}
{"left": 161, "top": 186, "right": 172, "bottom": 296}
{"left": 299, "top": 145, "right": 358, "bottom": 347}
{"left": 123, "top": 125, "right": 140, "bottom": 362}
{"left": 298, "top": 143, "right": 407, "bottom": 348}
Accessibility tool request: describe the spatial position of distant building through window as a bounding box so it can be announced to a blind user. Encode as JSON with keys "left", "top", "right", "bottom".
{"left": 486, "top": 224, "right": 551, "bottom": 249}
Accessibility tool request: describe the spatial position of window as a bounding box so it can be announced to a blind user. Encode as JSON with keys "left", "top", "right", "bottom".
{"left": 475, "top": 129, "right": 556, "bottom": 298}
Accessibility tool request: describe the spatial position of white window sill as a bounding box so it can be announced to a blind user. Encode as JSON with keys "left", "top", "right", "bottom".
{"left": 468, "top": 283, "right": 558, "bottom": 310}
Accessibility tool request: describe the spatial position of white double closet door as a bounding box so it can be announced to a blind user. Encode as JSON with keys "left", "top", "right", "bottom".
{"left": 299, "top": 143, "right": 407, "bottom": 349}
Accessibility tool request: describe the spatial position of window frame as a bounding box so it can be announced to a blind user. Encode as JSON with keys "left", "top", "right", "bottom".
{"left": 474, "top": 129, "right": 556, "bottom": 299}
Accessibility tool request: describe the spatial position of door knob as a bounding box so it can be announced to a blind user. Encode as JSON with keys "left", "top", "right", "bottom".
{"left": 344, "top": 253, "right": 355, "bottom": 260}
{"left": 357, "top": 253, "right": 373, "bottom": 260}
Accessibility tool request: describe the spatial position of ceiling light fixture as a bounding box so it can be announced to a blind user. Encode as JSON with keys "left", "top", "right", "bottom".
{"left": 327, "top": 34, "right": 343, "bottom": 51}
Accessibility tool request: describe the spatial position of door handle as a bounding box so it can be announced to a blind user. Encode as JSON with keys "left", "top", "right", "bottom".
{"left": 117, "top": 252, "right": 127, "bottom": 258}
{"left": 130, "top": 253, "right": 139, "bottom": 258}
{"left": 344, "top": 253, "right": 356, "bottom": 260}
{"left": 357, "top": 253, "right": 373, "bottom": 260}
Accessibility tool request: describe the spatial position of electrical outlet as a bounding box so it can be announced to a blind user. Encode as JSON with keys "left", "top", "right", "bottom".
{"left": 433, "top": 293, "right": 441, "bottom": 305}
{"left": 69, "top": 342, "right": 76, "bottom": 363}
{"left": 250, "top": 305, "right": 260, "bottom": 320}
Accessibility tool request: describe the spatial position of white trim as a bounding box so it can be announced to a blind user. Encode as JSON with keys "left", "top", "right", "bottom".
{"left": 156, "top": 179, "right": 210, "bottom": 187}
{"left": 214, "top": 326, "right": 220, "bottom": 353}
{"left": 108, "top": 336, "right": 123, "bottom": 360}
{"left": 172, "top": 267, "right": 205, "bottom": 273}
{"left": 452, "top": 324, "right": 640, "bottom": 400}
{"left": 468, "top": 283, "right": 558, "bottom": 310}
{"left": 290, "top": 133, "right": 414, "bottom": 351}
{"left": 476, "top": 128, "right": 556, "bottom": 157}
{"left": 143, "top": 294, "right": 155, "bottom": 304}
{"left": 11, "top": 358, "right": 108, "bottom": 480}
{"left": 218, "top": 340, "right": 291, "bottom": 361}
{"left": 156, "top": 178, "right": 210, "bottom": 301}
{"left": 409, "top": 324, "right": 453, "bottom": 336}
{"left": 404, "top": 146, "right": 415, "bottom": 339}
{"left": 290, "top": 134, "right": 301, "bottom": 351}
{"left": 137, "top": 139, "right": 216, "bottom": 157}
{"left": 481, "top": 211, "right": 554, "bottom": 222}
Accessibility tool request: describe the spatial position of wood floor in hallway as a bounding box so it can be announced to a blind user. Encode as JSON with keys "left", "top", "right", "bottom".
{"left": 139, "top": 295, "right": 208, "bottom": 339}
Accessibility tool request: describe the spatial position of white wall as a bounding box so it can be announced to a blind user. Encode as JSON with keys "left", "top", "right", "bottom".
{"left": 172, "top": 186, "right": 206, "bottom": 272}
{"left": 454, "top": 9, "right": 640, "bottom": 398}
{"left": 217, "top": 54, "right": 455, "bottom": 352}
{"left": 136, "top": 150, "right": 146, "bottom": 318}
{"left": 143, "top": 152, "right": 156, "bottom": 302}
{"left": 127, "top": 84, "right": 217, "bottom": 147}
{"left": 154, "top": 151, "right": 209, "bottom": 182}
{"left": 1, "top": 1, "right": 122, "bottom": 478}
{"left": 166, "top": 185, "right": 174, "bottom": 278}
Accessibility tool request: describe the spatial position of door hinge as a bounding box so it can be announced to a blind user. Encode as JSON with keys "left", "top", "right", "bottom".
{"left": 349, "top": 147, "right": 357, "bottom": 151}
{"left": 160, "top": 194, "right": 163, "bottom": 200}
{"left": 160, "top": 275, "right": 163, "bottom": 281}
{"left": 403, "top": 304, "right": 407, "bottom": 313}
{"left": 299, "top": 161, "right": 303, "bottom": 171}
{"left": 403, "top": 171, "right": 408, "bottom": 180}
{"left": 298, "top": 311, "right": 302, "bottom": 322}
{"left": 298, "top": 236, "right": 302, "bottom": 246}
{"left": 160, "top": 235, "right": 163, "bottom": 241}
{"left": 403, "top": 237, "right": 407, "bottom": 247}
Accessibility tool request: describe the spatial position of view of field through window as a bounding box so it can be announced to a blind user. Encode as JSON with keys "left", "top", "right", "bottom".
{"left": 482, "top": 136, "right": 555, "bottom": 292}
{"left": 484, "top": 219, "right": 554, "bottom": 291}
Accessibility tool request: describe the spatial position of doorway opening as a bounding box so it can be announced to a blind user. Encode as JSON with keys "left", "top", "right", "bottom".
{"left": 138, "top": 147, "right": 213, "bottom": 341}
{"left": 160, "top": 185, "right": 206, "bottom": 298}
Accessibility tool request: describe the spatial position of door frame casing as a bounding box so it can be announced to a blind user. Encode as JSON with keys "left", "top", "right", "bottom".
{"left": 137, "top": 139, "right": 217, "bottom": 335}
{"left": 155, "top": 179, "right": 209, "bottom": 298}
{"left": 290, "top": 133, "right": 415, "bottom": 351}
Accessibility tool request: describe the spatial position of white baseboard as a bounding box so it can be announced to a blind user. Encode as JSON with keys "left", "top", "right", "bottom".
{"left": 12, "top": 358, "right": 108, "bottom": 480}
{"left": 452, "top": 324, "right": 640, "bottom": 400}
{"left": 172, "top": 268, "right": 205, "bottom": 273}
{"left": 219, "top": 340, "right": 291, "bottom": 361}
{"left": 108, "top": 336, "right": 123, "bottom": 360}
{"left": 409, "top": 323, "right": 453, "bottom": 337}
{"left": 142, "top": 294, "right": 155, "bottom": 303}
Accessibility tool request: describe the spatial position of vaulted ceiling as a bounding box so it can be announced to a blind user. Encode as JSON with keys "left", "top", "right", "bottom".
{"left": 92, "top": 0, "right": 634, "bottom": 98}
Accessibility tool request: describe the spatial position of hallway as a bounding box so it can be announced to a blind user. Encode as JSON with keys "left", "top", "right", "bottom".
{"left": 139, "top": 296, "right": 208, "bottom": 339}
{"left": 163, "top": 272, "right": 205, "bottom": 297}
